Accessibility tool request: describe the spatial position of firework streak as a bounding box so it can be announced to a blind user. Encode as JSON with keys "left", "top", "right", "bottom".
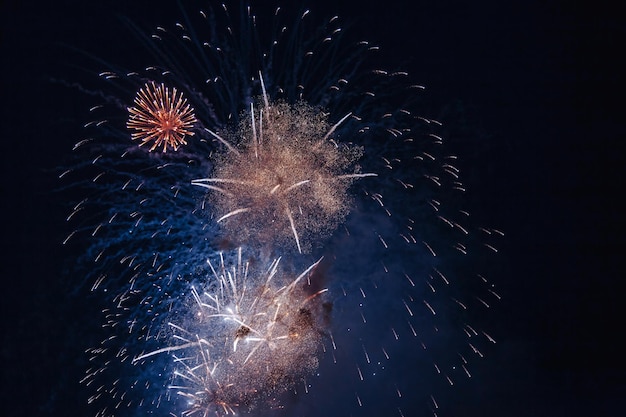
{"left": 62, "top": 3, "right": 502, "bottom": 416}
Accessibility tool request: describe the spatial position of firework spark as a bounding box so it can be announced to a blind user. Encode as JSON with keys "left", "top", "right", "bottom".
{"left": 132, "top": 248, "right": 329, "bottom": 415}
{"left": 127, "top": 81, "right": 197, "bottom": 152}
{"left": 192, "top": 87, "right": 375, "bottom": 253}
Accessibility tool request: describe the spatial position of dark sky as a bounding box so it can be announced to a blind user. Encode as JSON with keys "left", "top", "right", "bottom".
{"left": 2, "top": 0, "right": 625, "bottom": 416}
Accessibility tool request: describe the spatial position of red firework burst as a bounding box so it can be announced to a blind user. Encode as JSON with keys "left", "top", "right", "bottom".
{"left": 127, "top": 82, "right": 197, "bottom": 152}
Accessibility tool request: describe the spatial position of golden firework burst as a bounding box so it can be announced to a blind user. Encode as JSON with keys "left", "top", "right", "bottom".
{"left": 127, "top": 82, "right": 197, "bottom": 152}
{"left": 192, "top": 98, "right": 375, "bottom": 254}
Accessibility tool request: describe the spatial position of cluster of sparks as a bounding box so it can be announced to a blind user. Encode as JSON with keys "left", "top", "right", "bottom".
{"left": 192, "top": 83, "right": 376, "bottom": 253}
{"left": 132, "top": 249, "right": 328, "bottom": 415}
{"left": 127, "top": 81, "right": 197, "bottom": 152}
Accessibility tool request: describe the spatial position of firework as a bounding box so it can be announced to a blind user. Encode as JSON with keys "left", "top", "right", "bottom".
{"left": 192, "top": 94, "right": 375, "bottom": 253}
{"left": 130, "top": 248, "right": 328, "bottom": 415}
{"left": 128, "top": 81, "right": 197, "bottom": 152}
{"left": 64, "top": 3, "right": 501, "bottom": 417}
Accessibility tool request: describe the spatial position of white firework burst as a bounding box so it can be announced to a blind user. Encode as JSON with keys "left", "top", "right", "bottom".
{"left": 131, "top": 248, "right": 329, "bottom": 415}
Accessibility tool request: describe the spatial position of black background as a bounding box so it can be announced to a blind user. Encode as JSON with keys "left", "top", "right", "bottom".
{"left": 2, "top": 0, "right": 625, "bottom": 415}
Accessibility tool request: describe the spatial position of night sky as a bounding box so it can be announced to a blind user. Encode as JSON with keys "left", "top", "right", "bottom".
{"left": 2, "top": 0, "right": 625, "bottom": 416}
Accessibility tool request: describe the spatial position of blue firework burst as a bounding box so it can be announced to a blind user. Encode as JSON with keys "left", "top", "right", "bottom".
{"left": 62, "top": 3, "right": 502, "bottom": 416}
